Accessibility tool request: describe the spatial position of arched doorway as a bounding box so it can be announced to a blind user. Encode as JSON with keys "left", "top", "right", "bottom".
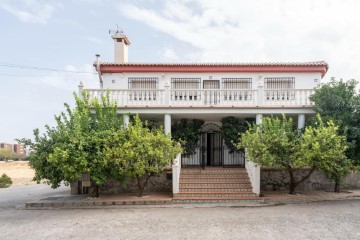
{"left": 200, "top": 123, "right": 222, "bottom": 166}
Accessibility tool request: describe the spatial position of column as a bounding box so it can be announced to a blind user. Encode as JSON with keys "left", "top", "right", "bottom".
{"left": 164, "top": 80, "right": 171, "bottom": 106}
{"left": 298, "top": 114, "right": 305, "bottom": 129}
{"left": 256, "top": 114, "right": 263, "bottom": 124}
{"left": 78, "top": 81, "right": 84, "bottom": 96}
{"left": 123, "top": 114, "right": 129, "bottom": 129}
{"left": 164, "top": 114, "right": 171, "bottom": 135}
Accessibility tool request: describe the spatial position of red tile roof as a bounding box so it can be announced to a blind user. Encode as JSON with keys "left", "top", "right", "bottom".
{"left": 97, "top": 61, "right": 329, "bottom": 78}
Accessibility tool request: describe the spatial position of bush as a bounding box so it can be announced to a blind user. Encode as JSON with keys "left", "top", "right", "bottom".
{"left": 0, "top": 173, "right": 13, "bottom": 188}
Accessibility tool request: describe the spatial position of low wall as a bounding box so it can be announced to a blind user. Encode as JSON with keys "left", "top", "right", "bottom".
{"left": 261, "top": 168, "right": 360, "bottom": 192}
{"left": 99, "top": 172, "right": 172, "bottom": 194}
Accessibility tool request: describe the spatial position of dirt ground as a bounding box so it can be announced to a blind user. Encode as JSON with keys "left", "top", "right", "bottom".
{"left": 0, "top": 161, "right": 35, "bottom": 186}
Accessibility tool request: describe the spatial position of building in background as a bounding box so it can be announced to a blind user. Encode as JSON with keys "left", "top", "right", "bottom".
{"left": 0, "top": 142, "right": 25, "bottom": 158}
{"left": 13, "top": 144, "right": 25, "bottom": 157}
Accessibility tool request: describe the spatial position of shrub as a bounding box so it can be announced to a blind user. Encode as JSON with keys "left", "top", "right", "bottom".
{"left": 0, "top": 173, "right": 13, "bottom": 188}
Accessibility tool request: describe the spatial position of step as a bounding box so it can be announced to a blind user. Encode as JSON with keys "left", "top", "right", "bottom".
{"left": 179, "top": 186, "right": 253, "bottom": 192}
{"left": 179, "top": 182, "right": 251, "bottom": 187}
{"left": 180, "top": 178, "right": 251, "bottom": 183}
{"left": 181, "top": 168, "right": 246, "bottom": 173}
{"left": 174, "top": 192, "right": 257, "bottom": 198}
{"left": 172, "top": 196, "right": 262, "bottom": 204}
{"left": 180, "top": 173, "right": 249, "bottom": 178}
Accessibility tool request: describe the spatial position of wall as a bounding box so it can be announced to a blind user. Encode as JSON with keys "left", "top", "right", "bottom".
{"left": 261, "top": 168, "right": 360, "bottom": 192}
{"left": 99, "top": 172, "right": 172, "bottom": 194}
{"left": 102, "top": 72, "right": 321, "bottom": 90}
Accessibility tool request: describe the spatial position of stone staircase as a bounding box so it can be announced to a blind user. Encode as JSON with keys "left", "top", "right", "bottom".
{"left": 173, "top": 167, "right": 261, "bottom": 203}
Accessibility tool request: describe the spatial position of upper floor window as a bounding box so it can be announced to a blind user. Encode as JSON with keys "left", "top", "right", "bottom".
{"left": 171, "top": 78, "right": 201, "bottom": 89}
{"left": 265, "top": 77, "right": 295, "bottom": 89}
{"left": 128, "top": 77, "right": 158, "bottom": 89}
{"left": 203, "top": 80, "right": 220, "bottom": 89}
{"left": 222, "top": 78, "right": 252, "bottom": 89}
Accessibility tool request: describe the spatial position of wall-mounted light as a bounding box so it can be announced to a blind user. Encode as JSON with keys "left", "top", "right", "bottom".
{"left": 314, "top": 79, "right": 318, "bottom": 83}
{"left": 209, "top": 76, "right": 213, "bottom": 79}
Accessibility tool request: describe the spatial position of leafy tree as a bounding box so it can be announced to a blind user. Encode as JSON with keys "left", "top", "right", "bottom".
{"left": 310, "top": 78, "right": 360, "bottom": 165}
{"left": 0, "top": 149, "right": 15, "bottom": 160}
{"left": 299, "top": 116, "right": 350, "bottom": 192}
{"left": 0, "top": 173, "right": 12, "bottom": 188}
{"left": 171, "top": 119, "right": 204, "bottom": 156}
{"left": 240, "top": 115, "right": 349, "bottom": 194}
{"left": 221, "top": 116, "right": 255, "bottom": 153}
{"left": 28, "top": 92, "right": 123, "bottom": 197}
{"left": 105, "top": 115, "right": 181, "bottom": 197}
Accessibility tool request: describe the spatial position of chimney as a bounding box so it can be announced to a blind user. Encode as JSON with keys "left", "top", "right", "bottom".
{"left": 111, "top": 31, "right": 131, "bottom": 64}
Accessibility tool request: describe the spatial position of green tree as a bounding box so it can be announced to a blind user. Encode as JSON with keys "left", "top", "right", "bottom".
{"left": 171, "top": 119, "right": 204, "bottom": 156}
{"left": 240, "top": 115, "right": 349, "bottom": 194}
{"left": 310, "top": 78, "right": 360, "bottom": 165}
{"left": 28, "top": 92, "right": 123, "bottom": 197}
{"left": 299, "top": 116, "right": 350, "bottom": 192}
{"left": 0, "top": 173, "right": 13, "bottom": 188}
{"left": 221, "top": 116, "right": 255, "bottom": 153}
{"left": 0, "top": 149, "right": 15, "bottom": 160}
{"left": 105, "top": 115, "right": 181, "bottom": 197}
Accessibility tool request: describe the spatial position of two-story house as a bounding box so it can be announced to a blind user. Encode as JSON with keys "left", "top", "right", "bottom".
{"left": 81, "top": 31, "right": 328, "bottom": 202}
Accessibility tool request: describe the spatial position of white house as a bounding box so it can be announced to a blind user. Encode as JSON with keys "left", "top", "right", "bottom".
{"left": 81, "top": 31, "right": 328, "bottom": 202}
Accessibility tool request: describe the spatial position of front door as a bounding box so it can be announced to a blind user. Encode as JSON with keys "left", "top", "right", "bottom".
{"left": 203, "top": 132, "right": 222, "bottom": 166}
{"left": 199, "top": 123, "right": 222, "bottom": 166}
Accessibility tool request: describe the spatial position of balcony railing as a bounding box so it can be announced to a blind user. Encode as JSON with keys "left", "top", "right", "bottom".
{"left": 83, "top": 88, "right": 315, "bottom": 107}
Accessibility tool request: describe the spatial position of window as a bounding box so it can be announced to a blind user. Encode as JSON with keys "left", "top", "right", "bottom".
{"left": 264, "top": 77, "right": 295, "bottom": 100}
{"left": 128, "top": 77, "right": 158, "bottom": 89}
{"left": 264, "top": 77, "right": 295, "bottom": 89}
{"left": 171, "top": 78, "right": 201, "bottom": 89}
{"left": 203, "top": 80, "right": 220, "bottom": 89}
{"left": 222, "top": 78, "right": 252, "bottom": 89}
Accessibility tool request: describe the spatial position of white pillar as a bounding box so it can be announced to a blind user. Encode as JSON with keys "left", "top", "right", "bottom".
{"left": 78, "top": 81, "right": 84, "bottom": 96}
{"left": 298, "top": 114, "right": 305, "bottom": 129}
{"left": 256, "top": 114, "right": 263, "bottom": 124}
{"left": 164, "top": 114, "right": 171, "bottom": 135}
{"left": 123, "top": 114, "right": 129, "bottom": 129}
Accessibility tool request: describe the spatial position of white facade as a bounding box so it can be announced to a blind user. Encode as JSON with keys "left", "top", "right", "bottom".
{"left": 84, "top": 33, "right": 329, "bottom": 195}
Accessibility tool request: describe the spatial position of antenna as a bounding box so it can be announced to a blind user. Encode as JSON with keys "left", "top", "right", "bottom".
{"left": 109, "top": 24, "right": 123, "bottom": 35}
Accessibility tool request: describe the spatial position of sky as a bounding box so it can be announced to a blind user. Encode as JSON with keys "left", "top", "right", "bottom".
{"left": 1, "top": 0, "right": 360, "bottom": 143}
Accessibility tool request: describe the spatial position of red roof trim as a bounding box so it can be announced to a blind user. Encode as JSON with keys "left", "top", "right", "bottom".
{"left": 99, "top": 63, "right": 328, "bottom": 78}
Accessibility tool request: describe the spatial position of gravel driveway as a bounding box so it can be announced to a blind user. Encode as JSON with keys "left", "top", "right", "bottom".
{"left": 1, "top": 199, "right": 360, "bottom": 240}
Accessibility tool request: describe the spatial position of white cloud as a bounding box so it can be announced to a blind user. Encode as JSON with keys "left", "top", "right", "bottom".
{"left": 25, "top": 64, "right": 98, "bottom": 91}
{"left": 162, "top": 47, "right": 179, "bottom": 60}
{"left": 85, "top": 36, "right": 105, "bottom": 44}
{"left": 0, "top": 0, "right": 61, "bottom": 24}
{"left": 118, "top": 0, "right": 360, "bottom": 81}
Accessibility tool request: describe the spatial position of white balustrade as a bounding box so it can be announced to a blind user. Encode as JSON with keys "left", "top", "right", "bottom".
{"left": 263, "top": 89, "right": 314, "bottom": 106}
{"left": 84, "top": 88, "right": 314, "bottom": 107}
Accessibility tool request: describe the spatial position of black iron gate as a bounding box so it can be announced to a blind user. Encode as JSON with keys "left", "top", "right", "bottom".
{"left": 181, "top": 123, "right": 245, "bottom": 168}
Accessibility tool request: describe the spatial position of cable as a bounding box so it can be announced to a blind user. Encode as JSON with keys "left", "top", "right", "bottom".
{"left": 0, "top": 73, "right": 96, "bottom": 77}
{"left": 0, "top": 61, "right": 97, "bottom": 74}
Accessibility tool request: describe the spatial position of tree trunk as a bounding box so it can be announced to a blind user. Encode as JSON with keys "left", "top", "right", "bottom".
{"left": 334, "top": 182, "right": 340, "bottom": 193}
{"left": 89, "top": 181, "right": 99, "bottom": 198}
{"left": 288, "top": 168, "right": 296, "bottom": 194}
{"left": 136, "top": 174, "right": 152, "bottom": 197}
{"left": 287, "top": 167, "right": 315, "bottom": 194}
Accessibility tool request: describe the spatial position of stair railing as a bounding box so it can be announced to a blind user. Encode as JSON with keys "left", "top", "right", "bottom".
{"left": 245, "top": 156, "right": 261, "bottom": 196}
{"left": 172, "top": 153, "right": 181, "bottom": 194}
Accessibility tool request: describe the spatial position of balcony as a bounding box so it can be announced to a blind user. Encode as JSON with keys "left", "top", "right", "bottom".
{"left": 83, "top": 88, "right": 314, "bottom": 108}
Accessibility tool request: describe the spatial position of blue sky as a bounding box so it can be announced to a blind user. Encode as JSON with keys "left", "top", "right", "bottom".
{"left": 1, "top": 0, "right": 360, "bottom": 143}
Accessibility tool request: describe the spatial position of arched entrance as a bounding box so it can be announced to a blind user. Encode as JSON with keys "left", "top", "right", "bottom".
{"left": 200, "top": 123, "right": 222, "bottom": 166}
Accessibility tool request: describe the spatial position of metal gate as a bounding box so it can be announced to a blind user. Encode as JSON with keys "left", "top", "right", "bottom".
{"left": 181, "top": 123, "right": 245, "bottom": 167}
